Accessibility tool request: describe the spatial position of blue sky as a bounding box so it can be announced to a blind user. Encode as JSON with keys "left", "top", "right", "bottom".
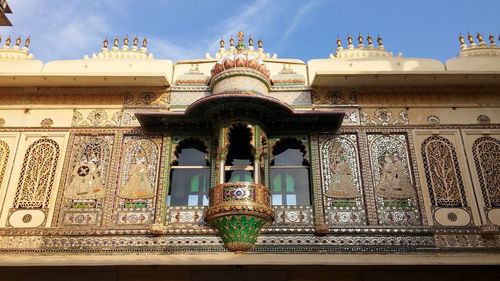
{"left": 2, "top": 0, "right": 500, "bottom": 63}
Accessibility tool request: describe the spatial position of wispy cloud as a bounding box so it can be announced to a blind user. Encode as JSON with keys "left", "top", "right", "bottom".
{"left": 281, "top": 1, "right": 318, "bottom": 42}
{"left": 4, "top": 0, "right": 120, "bottom": 61}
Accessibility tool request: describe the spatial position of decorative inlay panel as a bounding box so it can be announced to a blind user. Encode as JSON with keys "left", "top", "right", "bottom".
{"left": 367, "top": 134, "right": 421, "bottom": 226}
{"left": 472, "top": 136, "right": 500, "bottom": 209}
{"left": 113, "top": 136, "right": 162, "bottom": 226}
{"left": 320, "top": 134, "right": 367, "bottom": 226}
{"left": 58, "top": 135, "right": 114, "bottom": 227}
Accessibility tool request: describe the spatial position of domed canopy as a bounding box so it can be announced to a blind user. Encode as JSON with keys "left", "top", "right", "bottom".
{"left": 135, "top": 92, "right": 344, "bottom": 133}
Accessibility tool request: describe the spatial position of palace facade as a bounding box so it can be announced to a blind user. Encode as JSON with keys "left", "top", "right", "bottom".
{"left": 0, "top": 32, "right": 499, "bottom": 280}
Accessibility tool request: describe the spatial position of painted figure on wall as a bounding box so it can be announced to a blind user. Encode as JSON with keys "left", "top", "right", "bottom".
{"left": 64, "top": 153, "right": 105, "bottom": 199}
{"left": 325, "top": 143, "right": 360, "bottom": 199}
{"left": 118, "top": 152, "right": 155, "bottom": 199}
{"left": 376, "top": 154, "right": 414, "bottom": 199}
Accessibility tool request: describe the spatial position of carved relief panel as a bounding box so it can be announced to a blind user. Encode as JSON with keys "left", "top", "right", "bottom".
{"left": 56, "top": 135, "right": 114, "bottom": 227}
{"left": 2, "top": 132, "right": 68, "bottom": 228}
{"left": 320, "top": 134, "right": 367, "bottom": 226}
{"left": 0, "top": 133, "right": 20, "bottom": 226}
{"left": 462, "top": 130, "right": 500, "bottom": 226}
{"left": 112, "top": 135, "right": 162, "bottom": 226}
{"left": 413, "top": 130, "right": 480, "bottom": 227}
{"left": 367, "top": 134, "right": 421, "bottom": 226}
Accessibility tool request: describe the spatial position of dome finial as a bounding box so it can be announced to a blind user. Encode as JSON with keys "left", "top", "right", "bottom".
{"left": 336, "top": 35, "right": 342, "bottom": 48}
{"left": 142, "top": 37, "right": 148, "bottom": 48}
{"left": 248, "top": 34, "right": 253, "bottom": 47}
{"left": 367, "top": 33, "right": 373, "bottom": 47}
{"left": 357, "top": 33, "right": 363, "bottom": 46}
{"left": 103, "top": 38, "right": 108, "bottom": 49}
{"left": 258, "top": 37, "right": 263, "bottom": 49}
{"left": 113, "top": 36, "right": 119, "bottom": 47}
{"left": 238, "top": 31, "right": 244, "bottom": 44}
{"left": 219, "top": 37, "right": 225, "bottom": 48}
{"left": 24, "top": 36, "right": 30, "bottom": 48}
{"left": 123, "top": 35, "right": 129, "bottom": 47}
{"left": 459, "top": 34, "right": 466, "bottom": 49}
{"left": 229, "top": 36, "right": 234, "bottom": 47}
{"left": 467, "top": 32, "right": 474, "bottom": 44}
{"left": 347, "top": 34, "right": 353, "bottom": 49}
{"left": 15, "top": 36, "right": 21, "bottom": 47}
{"left": 5, "top": 36, "right": 11, "bottom": 47}
{"left": 133, "top": 36, "right": 139, "bottom": 47}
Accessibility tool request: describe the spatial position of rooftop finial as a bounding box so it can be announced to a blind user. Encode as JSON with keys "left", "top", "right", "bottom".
{"left": 123, "top": 35, "right": 129, "bottom": 47}
{"left": 15, "top": 36, "right": 21, "bottom": 47}
{"left": 258, "top": 37, "right": 263, "bottom": 49}
{"left": 103, "top": 38, "right": 108, "bottom": 49}
{"left": 248, "top": 35, "right": 253, "bottom": 47}
{"left": 133, "top": 36, "right": 138, "bottom": 47}
{"left": 142, "top": 37, "right": 148, "bottom": 48}
{"left": 357, "top": 33, "right": 363, "bottom": 47}
{"left": 219, "top": 37, "right": 225, "bottom": 49}
{"left": 489, "top": 33, "right": 495, "bottom": 45}
{"left": 377, "top": 35, "right": 383, "bottom": 47}
{"left": 238, "top": 31, "right": 244, "bottom": 44}
{"left": 467, "top": 32, "right": 474, "bottom": 45}
{"left": 336, "top": 35, "right": 342, "bottom": 49}
{"left": 113, "top": 36, "right": 119, "bottom": 47}
{"left": 5, "top": 36, "right": 11, "bottom": 47}
{"left": 24, "top": 36, "right": 31, "bottom": 48}
{"left": 347, "top": 34, "right": 353, "bottom": 49}
{"left": 229, "top": 36, "right": 234, "bottom": 47}
{"left": 367, "top": 34, "right": 373, "bottom": 47}
{"left": 459, "top": 34, "right": 466, "bottom": 49}
{"left": 477, "top": 32, "right": 486, "bottom": 46}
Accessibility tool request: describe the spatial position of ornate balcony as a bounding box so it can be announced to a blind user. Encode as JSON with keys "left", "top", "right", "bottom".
{"left": 205, "top": 182, "right": 274, "bottom": 251}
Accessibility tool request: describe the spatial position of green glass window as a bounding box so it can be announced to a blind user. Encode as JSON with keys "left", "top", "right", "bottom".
{"left": 270, "top": 138, "right": 311, "bottom": 206}
{"left": 168, "top": 140, "right": 210, "bottom": 206}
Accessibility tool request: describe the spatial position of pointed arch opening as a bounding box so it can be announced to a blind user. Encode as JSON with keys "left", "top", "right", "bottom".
{"left": 168, "top": 138, "right": 210, "bottom": 206}
{"left": 270, "top": 137, "right": 310, "bottom": 206}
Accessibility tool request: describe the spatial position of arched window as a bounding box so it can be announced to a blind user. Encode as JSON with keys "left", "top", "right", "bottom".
{"left": 225, "top": 124, "right": 254, "bottom": 183}
{"left": 472, "top": 136, "right": 500, "bottom": 208}
{"left": 0, "top": 140, "right": 9, "bottom": 188}
{"left": 421, "top": 136, "right": 467, "bottom": 207}
{"left": 270, "top": 137, "right": 310, "bottom": 206}
{"left": 168, "top": 138, "right": 210, "bottom": 206}
{"left": 13, "top": 139, "right": 60, "bottom": 209}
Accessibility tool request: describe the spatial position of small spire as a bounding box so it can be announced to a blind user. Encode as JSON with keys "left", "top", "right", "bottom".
{"left": 123, "top": 35, "right": 129, "bottom": 46}
{"left": 113, "top": 36, "right": 119, "bottom": 47}
{"left": 237, "top": 31, "right": 244, "bottom": 44}
{"left": 219, "top": 37, "right": 225, "bottom": 48}
{"left": 367, "top": 34, "right": 373, "bottom": 46}
{"left": 357, "top": 33, "right": 363, "bottom": 46}
{"left": 377, "top": 35, "right": 383, "bottom": 47}
{"left": 258, "top": 37, "right": 263, "bottom": 49}
{"left": 133, "top": 36, "right": 139, "bottom": 47}
{"left": 347, "top": 34, "right": 353, "bottom": 46}
{"left": 0, "top": 35, "right": 2, "bottom": 44}
{"left": 248, "top": 35, "right": 253, "bottom": 47}
{"left": 5, "top": 36, "right": 11, "bottom": 47}
{"left": 24, "top": 36, "right": 30, "bottom": 48}
{"left": 103, "top": 38, "right": 109, "bottom": 49}
{"left": 15, "top": 36, "right": 21, "bottom": 46}
{"left": 467, "top": 32, "right": 474, "bottom": 44}
{"left": 476, "top": 32, "right": 483, "bottom": 43}
{"left": 229, "top": 36, "right": 234, "bottom": 47}
{"left": 459, "top": 34, "right": 465, "bottom": 45}
{"left": 489, "top": 33, "right": 495, "bottom": 45}
{"left": 336, "top": 35, "right": 342, "bottom": 48}
{"left": 142, "top": 37, "right": 148, "bottom": 48}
